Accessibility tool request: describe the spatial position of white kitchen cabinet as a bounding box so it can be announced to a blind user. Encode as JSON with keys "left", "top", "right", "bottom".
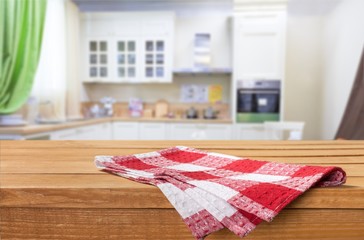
{"left": 169, "top": 123, "right": 232, "bottom": 140}
{"left": 114, "top": 39, "right": 139, "bottom": 83}
{"left": 141, "top": 19, "right": 173, "bottom": 82}
{"left": 112, "top": 122, "right": 139, "bottom": 140}
{"left": 234, "top": 124, "right": 265, "bottom": 140}
{"left": 205, "top": 124, "right": 233, "bottom": 140}
{"left": 139, "top": 123, "right": 167, "bottom": 140}
{"left": 233, "top": 11, "right": 286, "bottom": 80}
{"left": 92, "top": 122, "right": 112, "bottom": 140}
{"left": 142, "top": 38, "right": 171, "bottom": 82}
{"left": 84, "top": 39, "right": 111, "bottom": 82}
{"left": 51, "top": 123, "right": 112, "bottom": 140}
{"left": 81, "top": 12, "right": 174, "bottom": 83}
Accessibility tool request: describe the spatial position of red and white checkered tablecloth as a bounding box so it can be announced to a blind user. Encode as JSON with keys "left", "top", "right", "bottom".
{"left": 95, "top": 146, "right": 346, "bottom": 240}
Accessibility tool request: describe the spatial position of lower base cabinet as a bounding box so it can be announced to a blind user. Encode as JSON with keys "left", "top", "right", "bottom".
{"left": 168, "top": 124, "right": 233, "bottom": 140}
{"left": 139, "top": 123, "right": 167, "bottom": 140}
{"left": 112, "top": 122, "right": 233, "bottom": 140}
{"left": 234, "top": 124, "right": 265, "bottom": 140}
{"left": 112, "top": 122, "right": 139, "bottom": 140}
{"left": 51, "top": 123, "right": 112, "bottom": 140}
{"left": 48, "top": 122, "right": 265, "bottom": 140}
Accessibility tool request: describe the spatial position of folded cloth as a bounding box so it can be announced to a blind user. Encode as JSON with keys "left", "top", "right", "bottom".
{"left": 95, "top": 146, "right": 346, "bottom": 239}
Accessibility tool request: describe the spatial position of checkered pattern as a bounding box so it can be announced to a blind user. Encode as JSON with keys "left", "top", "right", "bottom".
{"left": 95, "top": 146, "right": 346, "bottom": 240}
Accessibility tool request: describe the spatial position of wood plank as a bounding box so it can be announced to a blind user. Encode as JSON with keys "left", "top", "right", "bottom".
{"left": 3, "top": 154, "right": 364, "bottom": 164}
{"left": 2, "top": 174, "right": 363, "bottom": 189}
{"left": 1, "top": 208, "right": 363, "bottom": 240}
{"left": 1, "top": 155, "right": 363, "bottom": 176}
{"left": 2, "top": 147, "right": 364, "bottom": 158}
{"left": 1, "top": 174, "right": 153, "bottom": 189}
{"left": 1, "top": 175, "right": 363, "bottom": 209}
{"left": 2, "top": 140, "right": 364, "bottom": 149}
{"left": 1, "top": 140, "right": 364, "bottom": 240}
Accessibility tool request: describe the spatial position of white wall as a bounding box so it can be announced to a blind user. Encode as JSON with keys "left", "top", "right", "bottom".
{"left": 321, "top": 0, "right": 364, "bottom": 139}
{"left": 284, "top": 14, "right": 324, "bottom": 139}
{"left": 284, "top": 0, "right": 364, "bottom": 140}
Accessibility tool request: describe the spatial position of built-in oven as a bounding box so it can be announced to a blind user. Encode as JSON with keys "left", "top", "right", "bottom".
{"left": 236, "top": 80, "right": 281, "bottom": 123}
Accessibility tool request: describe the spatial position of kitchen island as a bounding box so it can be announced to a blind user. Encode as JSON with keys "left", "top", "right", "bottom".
{"left": 1, "top": 140, "right": 364, "bottom": 239}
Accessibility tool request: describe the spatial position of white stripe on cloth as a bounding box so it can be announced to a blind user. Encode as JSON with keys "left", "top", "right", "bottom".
{"left": 158, "top": 183, "right": 205, "bottom": 219}
{"left": 188, "top": 180, "right": 240, "bottom": 201}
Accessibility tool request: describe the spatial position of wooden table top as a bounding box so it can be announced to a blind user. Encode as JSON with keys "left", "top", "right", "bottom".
{"left": 1, "top": 140, "right": 364, "bottom": 210}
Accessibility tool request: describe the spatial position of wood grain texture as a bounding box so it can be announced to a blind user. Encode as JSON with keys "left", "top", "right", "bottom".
{"left": 1, "top": 208, "right": 363, "bottom": 240}
{"left": 2, "top": 139, "right": 364, "bottom": 149}
{"left": 1, "top": 176, "right": 363, "bottom": 209}
{"left": 1, "top": 140, "right": 364, "bottom": 239}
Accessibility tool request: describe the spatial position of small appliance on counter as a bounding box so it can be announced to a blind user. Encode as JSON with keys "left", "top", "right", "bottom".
{"left": 236, "top": 79, "right": 281, "bottom": 123}
{"left": 100, "top": 97, "right": 116, "bottom": 117}
{"left": 129, "top": 98, "right": 143, "bottom": 118}
{"left": 203, "top": 106, "right": 218, "bottom": 119}
{"left": 186, "top": 106, "right": 198, "bottom": 119}
{"left": 89, "top": 104, "right": 102, "bottom": 118}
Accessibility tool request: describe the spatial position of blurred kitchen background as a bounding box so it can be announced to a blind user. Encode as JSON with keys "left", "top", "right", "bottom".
{"left": 0, "top": 0, "right": 363, "bottom": 140}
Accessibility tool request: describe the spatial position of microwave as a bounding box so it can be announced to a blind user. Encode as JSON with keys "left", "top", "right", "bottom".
{"left": 236, "top": 80, "right": 281, "bottom": 123}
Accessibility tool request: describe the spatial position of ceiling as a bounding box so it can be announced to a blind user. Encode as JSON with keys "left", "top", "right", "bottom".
{"left": 72, "top": 0, "right": 233, "bottom": 12}
{"left": 72, "top": 0, "right": 342, "bottom": 15}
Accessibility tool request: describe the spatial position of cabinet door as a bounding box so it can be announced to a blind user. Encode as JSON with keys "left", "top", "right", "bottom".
{"left": 115, "top": 39, "right": 140, "bottom": 83}
{"left": 169, "top": 124, "right": 205, "bottom": 140}
{"left": 233, "top": 11, "right": 286, "bottom": 79}
{"left": 112, "top": 122, "right": 139, "bottom": 140}
{"left": 169, "top": 124, "right": 232, "bottom": 140}
{"left": 84, "top": 20, "right": 115, "bottom": 37}
{"left": 81, "top": 123, "right": 112, "bottom": 140}
{"left": 51, "top": 128, "right": 80, "bottom": 140}
{"left": 139, "top": 123, "right": 166, "bottom": 140}
{"left": 72, "top": 125, "right": 98, "bottom": 140}
{"left": 234, "top": 124, "right": 265, "bottom": 140}
{"left": 142, "top": 38, "right": 171, "bottom": 83}
{"left": 141, "top": 16, "right": 173, "bottom": 83}
{"left": 205, "top": 124, "right": 233, "bottom": 140}
{"left": 51, "top": 123, "right": 112, "bottom": 140}
{"left": 85, "top": 39, "right": 111, "bottom": 82}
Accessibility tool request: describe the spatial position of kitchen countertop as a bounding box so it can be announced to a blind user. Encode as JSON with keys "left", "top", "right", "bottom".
{"left": 1, "top": 140, "right": 363, "bottom": 239}
{"left": 0, "top": 117, "right": 233, "bottom": 136}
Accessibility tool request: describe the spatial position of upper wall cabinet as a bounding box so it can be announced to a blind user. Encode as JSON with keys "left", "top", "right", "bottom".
{"left": 81, "top": 12, "right": 175, "bottom": 83}
{"left": 173, "top": 13, "right": 232, "bottom": 70}
{"left": 233, "top": 10, "right": 286, "bottom": 80}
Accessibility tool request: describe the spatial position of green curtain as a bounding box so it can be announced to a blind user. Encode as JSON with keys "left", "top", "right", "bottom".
{"left": 0, "top": 0, "right": 47, "bottom": 114}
